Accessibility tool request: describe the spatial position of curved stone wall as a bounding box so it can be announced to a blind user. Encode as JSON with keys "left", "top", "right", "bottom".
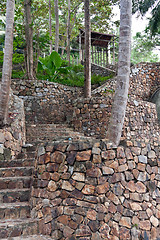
{"left": 71, "top": 96, "right": 159, "bottom": 140}
{"left": 129, "top": 62, "right": 160, "bottom": 101}
{"left": 150, "top": 88, "right": 160, "bottom": 123}
{"left": 31, "top": 137, "right": 160, "bottom": 239}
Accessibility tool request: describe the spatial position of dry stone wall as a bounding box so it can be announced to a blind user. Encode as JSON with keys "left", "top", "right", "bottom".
{"left": 71, "top": 96, "right": 113, "bottom": 138}
{"left": 8, "top": 63, "right": 160, "bottom": 239}
{"left": 11, "top": 63, "right": 160, "bottom": 130}
{"left": 129, "top": 62, "right": 160, "bottom": 101}
{"left": 0, "top": 92, "right": 26, "bottom": 158}
{"left": 91, "top": 63, "right": 117, "bottom": 76}
{"left": 71, "top": 95, "right": 159, "bottom": 140}
{"left": 11, "top": 80, "right": 83, "bottom": 124}
{"left": 71, "top": 62, "right": 160, "bottom": 137}
{"left": 31, "top": 137, "right": 160, "bottom": 240}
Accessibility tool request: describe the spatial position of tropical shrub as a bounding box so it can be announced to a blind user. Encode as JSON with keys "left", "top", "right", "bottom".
{"left": 37, "top": 51, "right": 70, "bottom": 81}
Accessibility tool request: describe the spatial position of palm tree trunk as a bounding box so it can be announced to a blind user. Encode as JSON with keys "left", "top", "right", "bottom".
{"left": 49, "top": 0, "right": 53, "bottom": 54}
{"left": 84, "top": 0, "right": 91, "bottom": 98}
{"left": 0, "top": 0, "right": 15, "bottom": 126}
{"left": 66, "top": 0, "right": 71, "bottom": 63}
{"left": 106, "top": 0, "right": 132, "bottom": 146}
{"left": 24, "top": 0, "right": 34, "bottom": 79}
{"left": 54, "top": 0, "right": 59, "bottom": 53}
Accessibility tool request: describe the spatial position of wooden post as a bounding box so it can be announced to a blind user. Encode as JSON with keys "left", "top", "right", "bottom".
{"left": 82, "top": 46, "right": 84, "bottom": 62}
{"left": 100, "top": 47, "right": 102, "bottom": 67}
{"left": 84, "top": 0, "right": 91, "bottom": 98}
{"left": 103, "top": 48, "right": 105, "bottom": 67}
{"left": 106, "top": 46, "right": 109, "bottom": 65}
{"left": 98, "top": 48, "right": 99, "bottom": 65}
{"left": 92, "top": 45, "right": 94, "bottom": 63}
{"left": 108, "top": 42, "right": 111, "bottom": 64}
{"left": 113, "top": 36, "right": 115, "bottom": 65}
{"left": 79, "top": 32, "right": 82, "bottom": 64}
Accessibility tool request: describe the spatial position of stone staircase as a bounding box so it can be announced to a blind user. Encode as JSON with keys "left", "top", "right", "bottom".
{"left": 0, "top": 144, "right": 53, "bottom": 240}
{"left": 0, "top": 120, "right": 91, "bottom": 239}
{"left": 26, "top": 123, "right": 91, "bottom": 143}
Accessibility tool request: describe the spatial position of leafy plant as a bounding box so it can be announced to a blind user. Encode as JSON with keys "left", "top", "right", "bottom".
{"left": 37, "top": 51, "right": 70, "bottom": 81}
{"left": 12, "top": 52, "right": 24, "bottom": 65}
{"left": 0, "top": 51, "right": 24, "bottom": 66}
{"left": 0, "top": 69, "right": 25, "bottom": 79}
{"left": 91, "top": 74, "right": 114, "bottom": 86}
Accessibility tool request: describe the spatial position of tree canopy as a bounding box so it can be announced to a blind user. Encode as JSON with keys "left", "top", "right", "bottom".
{"left": 132, "top": 0, "right": 160, "bottom": 35}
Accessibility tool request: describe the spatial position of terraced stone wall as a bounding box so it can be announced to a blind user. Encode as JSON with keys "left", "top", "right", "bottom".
{"left": 71, "top": 96, "right": 159, "bottom": 140}
{"left": 0, "top": 93, "right": 26, "bottom": 158}
{"left": 129, "top": 62, "right": 160, "bottom": 101}
{"left": 11, "top": 63, "right": 160, "bottom": 127}
{"left": 31, "top": 137, "right": 160, "bottom": 240}
{"left": 91, "top": 63, "right": 117, "bottom": 76}
{"left": 11, "top": 80, "right": 83, "bottom": 124}
{"left": 71, "top": 96, "right": 113, "bottom": 138}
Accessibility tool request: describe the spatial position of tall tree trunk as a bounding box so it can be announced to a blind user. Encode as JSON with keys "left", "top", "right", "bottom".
{"left": 66, "top": 0, "right": 71, "bottom": 63}
{"left": 84, "top": 0, "right": 91, "bottom": 98}
{"left": 54, "top": 0, "right": 59, "bottom": 52}
{"left": 24, "top": 0, "right": 34, "bottom": 79}
{"left": 106, "top": 0, "right": 132, "bottom": 147}
{"left": 0, "top": 0, "right": 15, "bottom": 126}
{"left": 49, "top": 0, "right": 52, "bottom": 54}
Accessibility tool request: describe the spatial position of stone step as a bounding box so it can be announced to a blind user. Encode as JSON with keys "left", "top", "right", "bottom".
{"left": 0, "top": 218, "right": 38, "bottom": 239}
{"left": 0, "top": 177, "right": 32, "bottom": 190}
{"left": 26, "top": 123, "right": 86, "bottom": 143}
{"left": 0, "top": 167, "right": 34, "bottom": 177}
{"left": 3, "top": 235, "right": 53, "bottom": 240}
{"left": 0, "top": 159, "right": 35, "bottom": 168}
{"left": 0, "top": 189, "right": 30, "bottom": 203}
{"left": 0, "top": 202, "right": 30, "bottom": 220}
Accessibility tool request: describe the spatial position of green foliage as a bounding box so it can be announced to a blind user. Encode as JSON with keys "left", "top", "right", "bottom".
{"left": 0, "top": 69, "right": 24, "bottom": 79}
{"left": 0, "top": 51, "right": 24, "bottom": 66}
{"left": 11, "top": 70, "right": 24, "bottom": 79}
{"left": 37, "top": 55, "right": 113, "bottom": 87}
{"left": 91, "top": 74, "right": 114, "bottom": 86}
{"left": 131, "top": 32, "right": 160, "bottom": 64}
{"left": 103, "top": 88, "right": 115, "bottom": 94}
{"left": 132, "top": 0, "right": 160, "bottom": 35}
{"left": 37, "top": 51, "right": 70, "bottom": 81}
{"left": 12, "top": 52, "right": 24, "bottom": 64}
{"left": 0, "top": 51, "right": 3, "bottom": 66}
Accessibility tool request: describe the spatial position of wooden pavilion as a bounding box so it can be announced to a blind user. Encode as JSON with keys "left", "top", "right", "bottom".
{"left": 78, "top": 29, "right": 118, "bottom": 67}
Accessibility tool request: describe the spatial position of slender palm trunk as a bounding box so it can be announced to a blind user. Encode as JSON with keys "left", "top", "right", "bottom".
{"left": 84, "top": 0, "right": 91, "bottom": 98}
{"left": 0, "top": 0, "right": 15, "bottom": 126}
{"left": 24, "top": 0, "right": 34, "bottom": 79}
{"left": 66, "top": 0, "right": 71, "bottom": 63}
{"left": 49, "top": 0, "right": 52, "bottom": 54}
{"left": 54, "top": 0, "right": 59, "bottom": 53}
{"left": 106, "top": 0, "right": 132, "bottom": 146}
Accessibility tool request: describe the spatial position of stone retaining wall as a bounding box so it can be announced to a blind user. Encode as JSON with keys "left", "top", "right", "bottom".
{"left": 129, "top": 62, "right": 160, "bottom": 101}
{"left": 0, "top": 92, "right": 26, "bottom": 158}
{"left": 31, "top": 137, "right": 160, "bottom": 240}
{"left": 91, "top": 63, "right": 116, "bottom": 76}
{"left": 11, "top": 80, "right": 83, "bottom": 124}
{"left": 11, "top": 63, "right": 160, "bottom": 128}
{"left": 71, "top": 96, "right": 113, "bottom": 138}
{"left": 71, "top": 96, "right": 159, "bottom": 140}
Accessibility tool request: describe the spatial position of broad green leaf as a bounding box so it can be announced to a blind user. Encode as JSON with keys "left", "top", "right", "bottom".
{"left": 50, "top": 51, "right": 62, "bottom": 68}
